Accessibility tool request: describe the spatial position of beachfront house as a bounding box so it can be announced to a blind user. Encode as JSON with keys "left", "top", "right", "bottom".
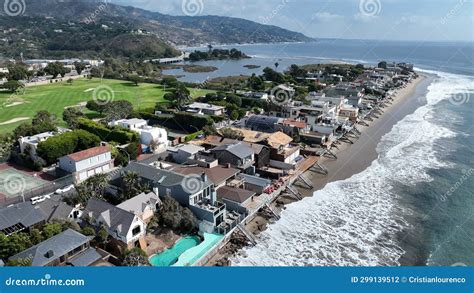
{"left": 116, "top": 191, "right": 162, "bottom": 224}
{"left": 209, "top": 143, "right": 256, "bottom": 175}
{"left": 121, "top": 162, "right": 227, "bottom": 233}
{"left": 58, "top": 146, "right": 114, "bottom": 183}
{"left": 85, "top": 198, "right": 148, "bottom": 250}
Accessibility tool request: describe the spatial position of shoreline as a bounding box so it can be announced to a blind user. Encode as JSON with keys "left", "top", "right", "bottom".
{"left": 205, "top": 72, "right": 434, "bottom": 266}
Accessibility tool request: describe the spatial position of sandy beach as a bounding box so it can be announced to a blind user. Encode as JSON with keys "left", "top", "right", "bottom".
{"left": 205, "top": 73, "right": 434, "bottom": 266}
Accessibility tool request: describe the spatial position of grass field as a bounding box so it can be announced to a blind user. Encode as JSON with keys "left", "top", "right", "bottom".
{"left": 0, "top": 78, "right": 213, "bottom": 134}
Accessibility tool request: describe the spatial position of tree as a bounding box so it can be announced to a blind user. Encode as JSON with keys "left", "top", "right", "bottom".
{"left": 274, "top": 62, "right": 279, "bottom": 69}
{"left": 0, "top": 233, "right": 32, "bottom": 259}
{"left": 42, "top": 223, "right": 62, "bottom": 239}
{"left": 248, "top": 73, "right": 265, "bottom": 91}
{"left": 121, "top": 171, "right": 149, "bottom": 200}
{"left": 104, "top": 100, "right": 133, "bottom": 122}
{"left": 0, "top": 133, "right": 14, "bottom": 163}
{"left": 74, "top": 61, "right": 86, "bottom": 75}
{"left": 127, "top": 74, "right": 143, "bottom": 86}
{"left": 125, "top": 142, "right": 140, "bottom": 161}
{"left": 95, "top": 228, "right": 109, "bottom": 248}
{"left": 45, "top": 62, "right": 70, "bottom": 78}
{"left": 165, "top": 83, "right": 191, "bottom": 110}
{"left": 378, "top": 61, "right": 388, "bottom": 69}
{"left": 86, "top": 100, "right": 106, "bottom": 114}
{"left": 230, "top": 110, "right": 239, "bottom": 120}
{"left": 287, "top": 64, "right": 306, "bottom": 80}
{"left": 219, "top": 127, "right": 243, "bottom": 140}
{"left": 7, "top": 63, "right": 28, "bottom": 81}
{"left": 75, "top": 173, "right": 109, "bottom": 204}
{"left": 263, "top": 67, "right": 285, "bottom": 83}
{"left": 67, "top": 78, "right": 74, "bottom": 85}
{"left": 2, "top": 80, "right": 24, "bottom": 93}
{"left": 122, "top": 248, "right": 150, "bottom": 266}
{"left": 29, "top": 229, "right": 43, "bottom": 245}
{"left": 155, "top": 196, "right": 197, "bottom": 233}
{"left": 63, "top": 107, "right": 84, "bottom": 129}
{"left": 32, "top": 110, "right": 57, "bottom": 133}
{"left": 37, "top": 130, "right": 100, "bottom": 165}
{"left": 81, "top": 226, "right": 96, "bottom": 237}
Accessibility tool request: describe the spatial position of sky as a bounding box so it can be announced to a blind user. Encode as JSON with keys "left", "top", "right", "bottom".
{"left": 111, "top": 0, "right": 474, "bottom": 42}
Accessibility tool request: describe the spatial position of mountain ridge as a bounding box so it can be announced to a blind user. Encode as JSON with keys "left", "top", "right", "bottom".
{"left": 0, "top": 0, "right": 312, "bottom": 59}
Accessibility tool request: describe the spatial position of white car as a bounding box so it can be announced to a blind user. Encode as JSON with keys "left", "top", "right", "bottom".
{"left": 55, "top": 185, "right": 75, "bottom": 195}
{"left": 30, "top": 194, "right": 51, "bottom": 205}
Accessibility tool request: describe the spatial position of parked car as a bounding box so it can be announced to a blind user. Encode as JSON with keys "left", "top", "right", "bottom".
{"left": 55, "top": 185, "right": 75, "bottom": 195}
{"left": 30, "top": 194, "right": 51, "bottom": 205}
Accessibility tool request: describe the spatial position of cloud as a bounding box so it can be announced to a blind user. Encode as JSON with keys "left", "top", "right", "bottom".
{"left": 312, "top": 12, "right": 343, "bottom": 22}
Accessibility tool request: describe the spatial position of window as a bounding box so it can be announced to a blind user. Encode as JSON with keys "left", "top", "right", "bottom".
{"left": 132, "top": 226, "right": 141, "bottom": 236}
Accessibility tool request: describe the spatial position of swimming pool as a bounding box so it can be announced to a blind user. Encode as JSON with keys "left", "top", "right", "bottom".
{"left": 149, "top": 233, "right": 224, "bottom": 267}
{"left": 149, "top": 236, "right": 201, "bottom": 267}
{"left": 173, "top": 233, "right": 224, "bottom": 266}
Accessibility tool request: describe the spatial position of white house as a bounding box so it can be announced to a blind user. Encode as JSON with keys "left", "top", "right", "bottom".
{"left": 85, "top": 198, "right": 147, "bottom": 250}
{"left": 109, "top": 119, "right": 168, "bottom": 152}
{"left": 186, "top": 102, "right": 226, "bottom": 116}
{"left": 19, "top": 132, "right": 56, "bottom": 161}
{"left": 58, "top": 146, "right": 114, "bottom": 183}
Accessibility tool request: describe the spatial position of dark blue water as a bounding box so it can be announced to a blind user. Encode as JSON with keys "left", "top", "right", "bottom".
{"left": 169, "top": 40, "right": 474, "bottom": 82}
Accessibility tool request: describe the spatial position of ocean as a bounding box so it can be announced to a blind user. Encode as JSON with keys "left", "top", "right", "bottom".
{"left": 182, "top": 40, "right": 474, "bottom": 267}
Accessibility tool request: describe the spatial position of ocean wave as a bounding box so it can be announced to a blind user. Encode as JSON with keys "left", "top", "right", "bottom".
{"left": 232, "top": 71, "right": 469, "bottom": 267}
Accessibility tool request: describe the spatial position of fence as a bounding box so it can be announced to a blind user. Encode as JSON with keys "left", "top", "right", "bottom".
{"left": 0, "top": 175, "right": 74, "bottom": 207}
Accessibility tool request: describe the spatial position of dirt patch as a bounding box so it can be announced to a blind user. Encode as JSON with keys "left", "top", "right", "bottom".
{"left": 0, "top": 117, "right": 29, "bottom": 125}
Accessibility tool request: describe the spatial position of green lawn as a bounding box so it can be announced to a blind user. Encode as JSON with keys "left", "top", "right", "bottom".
{"left": 0, "top": 78, "right": 213, "bottom": 134}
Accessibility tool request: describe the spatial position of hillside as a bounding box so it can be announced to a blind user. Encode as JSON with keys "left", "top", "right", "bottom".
{"left": 0, "top": 0, "right": 312, "bottom": 59}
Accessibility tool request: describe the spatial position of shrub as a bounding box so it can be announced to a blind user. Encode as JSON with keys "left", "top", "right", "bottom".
{"left": 37, "top": 130, "right": 100, "bottom": 165}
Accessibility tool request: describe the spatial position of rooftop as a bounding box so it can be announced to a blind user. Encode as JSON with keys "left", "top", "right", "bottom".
{"left": 116, "top": 192, "right": 161, "bottom": 216}
{"left": 170, "top": 165, "right": 240, "bottom": 186}
{"left": 64, "top": 146, "right": 111, "bottom": 162}
{"left": 10, "top": 229, "right": 91, "bottom": 266}
{"left": 211, "top": 143, "right": 254, "bottom": 160}
{"left": 217, "top": 186, "right": 255, "bottom": 204}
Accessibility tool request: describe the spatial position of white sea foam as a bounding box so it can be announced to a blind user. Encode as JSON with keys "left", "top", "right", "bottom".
{"left": 232, "top": 71, "right": 470, "bottom": 266}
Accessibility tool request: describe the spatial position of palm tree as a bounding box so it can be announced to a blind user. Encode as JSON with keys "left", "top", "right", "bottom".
{"left": 274, "top": 62, "right": 279, "bottom": 70}
{"left": 122, "top": 171, "right": 140, "bottom": 200}
{"left": 208, "top": 44, "right": 213, "bottom": 53}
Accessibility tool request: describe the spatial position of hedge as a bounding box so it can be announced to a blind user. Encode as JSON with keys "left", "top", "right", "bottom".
{"left": 37, "top": 130, "right": 100, "bottom": 165}
{"left": 77, "top": 118, "right": 138, "bottom": 144}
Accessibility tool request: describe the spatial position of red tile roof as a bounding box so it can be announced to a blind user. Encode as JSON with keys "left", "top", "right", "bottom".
{"left": 282, "top": 119, "right": 307, "bottom": 129}
{"left": 66, "top": 146, "right": 111, "bottom": 162}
